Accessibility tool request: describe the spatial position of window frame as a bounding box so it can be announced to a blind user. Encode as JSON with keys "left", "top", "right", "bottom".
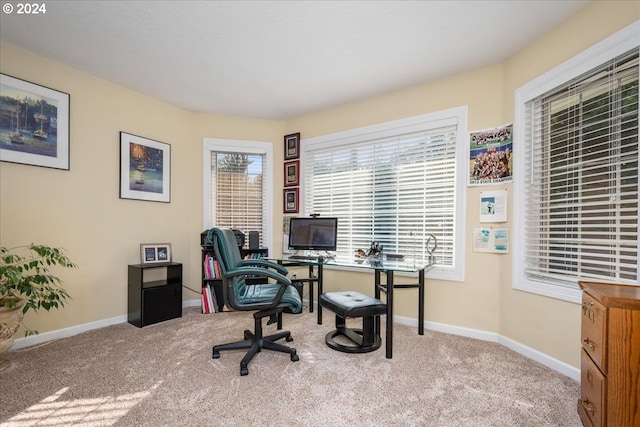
{"left": 513, "top": 22, "right": 640, "bottom": 303}
{"left": 300, "top": 106, "right": 468, "bottom": 282}
{"left": 202, "top": 138, "right": 274, "bottom": 251}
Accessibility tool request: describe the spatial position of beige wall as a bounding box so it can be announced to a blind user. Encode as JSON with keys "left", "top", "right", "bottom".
{"left": 0, "top": 43, "right": 286, "bottom": 334}
{"left": 498, "top": 1, "right": 640, "bottom": 366}
{"left": 1, "top": 1, "right": 637, "bottom": 369}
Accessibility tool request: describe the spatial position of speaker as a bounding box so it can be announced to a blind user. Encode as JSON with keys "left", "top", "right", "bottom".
{"left": 249, "top": 231, "right": 259, "bottom": 249}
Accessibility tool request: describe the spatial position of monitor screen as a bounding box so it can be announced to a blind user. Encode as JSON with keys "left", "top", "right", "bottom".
{"left": 288, "top": 217, "right": 338, "bottom": 251}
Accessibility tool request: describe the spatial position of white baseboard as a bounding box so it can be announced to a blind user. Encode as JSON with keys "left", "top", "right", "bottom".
{"left": 11, "top": 301, "right": 579, "bottom": 381}
{"left": 12, "top": 299, "right": 203, "bottom": 351}
{"left": 12, "top": 314, "right": 128, "bottom": 350}
{"left": 394, "top": 314, "right": 580, "bottom": 381}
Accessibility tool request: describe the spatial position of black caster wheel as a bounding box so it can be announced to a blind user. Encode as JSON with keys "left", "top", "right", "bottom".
{"left": 212, "top": 349, "right": 220, "bottom": 359}
{"left": 291, "top": 351, "right": 299, "bottom": 362}
{"left": 286, "top": 336, "right": 293, "bottom": 342}
{"left": 241, "top": 366, "right": 249, "bottom": 376}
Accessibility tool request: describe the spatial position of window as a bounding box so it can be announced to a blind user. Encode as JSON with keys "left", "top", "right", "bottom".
{"left": 301, "top": 107, "right": 468, "bottom": 281}
{"left": 203, "top": 139, "right": 273, "bottom": 249}
{"left": 514, "top": 23, "right": 639, "bottom": 302}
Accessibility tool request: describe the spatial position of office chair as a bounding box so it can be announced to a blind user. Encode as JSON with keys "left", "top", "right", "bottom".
{"left": 209, "top": 227, "right": 302, "bottom": 376}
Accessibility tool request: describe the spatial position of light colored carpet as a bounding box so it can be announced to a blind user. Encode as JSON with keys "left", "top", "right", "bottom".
{"left": 0, "top": 307, "right": 581, "bottom": 426}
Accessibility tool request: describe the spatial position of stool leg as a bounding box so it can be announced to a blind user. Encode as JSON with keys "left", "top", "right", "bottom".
{"left": 362, "top": 316, "right": 376, "bottom": 347}
{"left": 335, "top": 314, "right": 346, "bottom": 334}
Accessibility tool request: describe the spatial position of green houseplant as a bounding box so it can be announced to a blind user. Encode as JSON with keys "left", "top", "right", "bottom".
{"left": 0, "top": 244, "right": 76, "bottom": 369}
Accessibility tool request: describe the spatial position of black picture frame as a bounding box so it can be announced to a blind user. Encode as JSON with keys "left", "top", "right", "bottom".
{"left": 284, "top": 132, "right": 300, "bottom": 160}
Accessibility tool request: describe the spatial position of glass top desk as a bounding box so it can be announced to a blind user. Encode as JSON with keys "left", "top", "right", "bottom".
{"left": 274, "top": 255, "right": 436, "bottom": 359}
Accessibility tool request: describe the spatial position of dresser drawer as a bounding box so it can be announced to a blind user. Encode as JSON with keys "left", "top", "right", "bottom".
{"left": 578, "top": 349, "right": 605, "bottom": 427}
{"left": 581, "top": 292, "right": 607, "bottom": 371}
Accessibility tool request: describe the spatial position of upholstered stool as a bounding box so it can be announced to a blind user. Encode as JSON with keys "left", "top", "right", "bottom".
{"left": 319, "top": 291, "right": 386, "bottom": 353}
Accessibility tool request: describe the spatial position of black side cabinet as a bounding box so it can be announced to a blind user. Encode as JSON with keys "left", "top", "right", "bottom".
{"left": 128, "top": 262, "right": 182, "bottom": 327}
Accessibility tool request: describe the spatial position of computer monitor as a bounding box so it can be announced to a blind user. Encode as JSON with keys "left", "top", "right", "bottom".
{"left": 288, "top": 217, "right": 338, "bottom": 251}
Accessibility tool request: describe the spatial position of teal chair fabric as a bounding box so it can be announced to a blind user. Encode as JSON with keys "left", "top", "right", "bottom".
{"left": 208, "top": 228, "right": 302, "bottom": 313}
{"left": 208, "top": 227, "right": 302, "bottom": 375}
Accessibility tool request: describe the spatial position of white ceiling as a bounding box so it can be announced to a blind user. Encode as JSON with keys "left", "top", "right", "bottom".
{"left": 0, "top": 1, "right": 588, "bottom": 120}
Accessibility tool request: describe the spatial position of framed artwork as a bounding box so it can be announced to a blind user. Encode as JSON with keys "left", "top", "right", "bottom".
{"left": 120, "top": 132, "right": 171, "bottom": 203}
{"left": 284, "top": 132, "right": 300, "bottom": 160}
{"left": 0, "top": 73, "right": 70, "bottom": 170}
{"left": 140, "top": 243, "right": 172, "bottom": 264}
{"left": 284, "top": 160, "right": 299, "bottom": 187}
{"left": 283, "top": 188, "right": 299, "bottom": 213}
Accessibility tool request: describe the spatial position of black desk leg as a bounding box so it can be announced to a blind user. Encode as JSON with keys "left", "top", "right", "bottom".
{"left": 317, "top": 263, "right": 323, "bottom": 325}
{"left": 308, "top": 265, "right": 314, "bottom": 313}
{"left": 418, "top": 268, "right": 424, "bottom": 335}
{"left": 385, "top": 270, "right": 393, "bottom": 359}
{"left": 374, "top": 270, "right": 381, "bottom": 346}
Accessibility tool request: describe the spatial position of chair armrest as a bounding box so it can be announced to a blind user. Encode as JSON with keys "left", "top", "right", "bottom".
{"left": 225, "top": 267, "right": 292, "bottom": 287}
{"left": 239, "top": 259, "right": 289, "bottom": 276}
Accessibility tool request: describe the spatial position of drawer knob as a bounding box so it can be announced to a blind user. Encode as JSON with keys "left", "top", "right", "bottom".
{"left": 581, "top": 398, "right": 595, "bottom": 415}
{"left": 583, "top": 338, "right": 595, "bottom": 351}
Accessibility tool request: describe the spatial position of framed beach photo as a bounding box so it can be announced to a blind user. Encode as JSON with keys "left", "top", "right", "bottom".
{"left": 140, "top": 243, "right": 172, "bottom": 264}
{"left": 0, "top": 74, "right": 70, "bottom": 170}
{"left": 284, "top": 132, "right": 300, "bottom": 160}
{"left": 120, "top": 132, "right": 171, "bottom": 203}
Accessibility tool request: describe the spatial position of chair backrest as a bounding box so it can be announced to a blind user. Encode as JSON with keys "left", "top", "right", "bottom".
{"left": 208, "top": 227, "right": 243, "bottom": 270}
{"left": 207, "top": 228, "right": 247, "bottom": 310}
{"left": 208, "top": 227, "right": 302, "bottom": 313}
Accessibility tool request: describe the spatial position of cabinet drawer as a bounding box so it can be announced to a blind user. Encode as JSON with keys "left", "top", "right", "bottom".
{"left": 581, "top": 292, "right": 607, "bottom": 371}
{"left": 579, "top": 349, "right": 605, "bottom": 427}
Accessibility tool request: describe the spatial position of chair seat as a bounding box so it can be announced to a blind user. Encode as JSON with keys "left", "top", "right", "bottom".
{"left": 239, "top": 283, "right": 302, "bottom": 312}
{"left": 319, "top": 291, "right": 387, "bottom": 318}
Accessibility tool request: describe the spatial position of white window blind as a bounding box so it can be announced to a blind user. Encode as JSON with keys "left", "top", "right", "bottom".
{"left": 204, "top": 141, "right": 270, "bottom": 247}
{"left": 522, "top": 48, "right": 638, "bottom": 287}
{"left": 303, "top": 119, "right": 461, "bottom": 271}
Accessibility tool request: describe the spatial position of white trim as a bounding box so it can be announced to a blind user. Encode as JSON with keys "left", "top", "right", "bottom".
{"left": 202, "top": 138, "right": 274, "bottom": 251}
{"left": 513, "top": 21, "right": 640, "bottom": 303}
{"left": 12, "top": 314, "right": 127, "bottom": 350}
{"left": 395, "top": 315, "right": 580, "bottom": 381}
{"left": 301, "top": 106, "right": 468, "bottom": 282}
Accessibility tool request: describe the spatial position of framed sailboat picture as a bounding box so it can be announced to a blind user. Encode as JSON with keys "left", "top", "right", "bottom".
{"left": 119, "top": 132, "right": 171, "bottom": 203}
{"left": 0, "top": 74, "right": 70, "bottom": 170}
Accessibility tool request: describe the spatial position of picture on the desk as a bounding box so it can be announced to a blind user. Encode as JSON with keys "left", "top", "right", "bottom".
{"left": 140, "top": 243, "right": 172, "bottom": 264}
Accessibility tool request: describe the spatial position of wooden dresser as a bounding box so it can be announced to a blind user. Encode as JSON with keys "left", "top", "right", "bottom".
{"left": 578, "top": 281, "right": 640, "bottom": 427}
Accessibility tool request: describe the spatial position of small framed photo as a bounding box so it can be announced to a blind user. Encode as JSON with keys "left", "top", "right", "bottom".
{"left": 284, "top": 132, "right": 300, "bottom": 160}
{"left": 140, "top": 243, "right": 172, "bottom": 264}
{"left": 120, "top": 132, "right": 171, "bottom": 203}
{"left": 0, "top": 73, "right": 70, "bottom": 170}
{"left": 283, "top": 188, "right": 299, "bottom": 214}
{"left": 284, "top": 160, "right": 299, "bottom": 187}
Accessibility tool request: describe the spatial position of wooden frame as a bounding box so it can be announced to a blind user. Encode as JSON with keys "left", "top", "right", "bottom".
{"left": 140, "top": 243, "right": 172, "bottom": 264}
{"left": 283, "top": 188, "right": 299, "bottom": 213}
{"left": 284, "top": 132, "right": 300, "bottom": 160}
{"left": 0, "top": 73, "right": 70, "bottom": 170}
{"left": 284, "top": 160, "right": 299, "bottom": 187}
{"left": 120, "top": 132, "right": 171, "bottom": 203}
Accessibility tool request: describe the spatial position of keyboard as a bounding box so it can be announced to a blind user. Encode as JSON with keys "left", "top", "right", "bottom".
{"left": 288, "top": 255, "right": 321, "bottom": 261}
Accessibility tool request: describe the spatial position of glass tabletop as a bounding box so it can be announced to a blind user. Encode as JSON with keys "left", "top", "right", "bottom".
{"left": 274, "top": 255, "right": 435, "bottom": 273}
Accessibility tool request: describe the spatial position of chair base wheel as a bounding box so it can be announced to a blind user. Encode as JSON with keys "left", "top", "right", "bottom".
{"left": 291, "top": 352, "right": 299, "bottom": 362}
